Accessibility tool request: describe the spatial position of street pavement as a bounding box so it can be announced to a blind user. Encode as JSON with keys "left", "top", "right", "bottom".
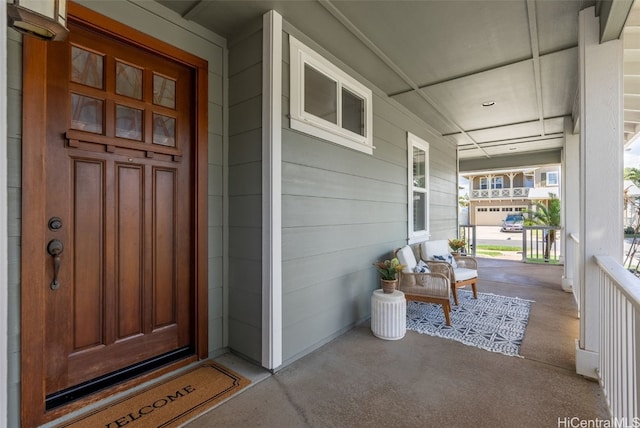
{"left": 475, "top": 225, "right": 523, "bottom": 248}
{"left": 470, "top": 225, "right": 524, "bottom": 260}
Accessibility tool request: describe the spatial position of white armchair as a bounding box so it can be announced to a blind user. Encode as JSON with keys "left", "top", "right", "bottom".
{"left": 395, "top": 245, "right": 452, "bottom": 325}
{"left": 419, "top": 240, "right": 478, "bottom": 306}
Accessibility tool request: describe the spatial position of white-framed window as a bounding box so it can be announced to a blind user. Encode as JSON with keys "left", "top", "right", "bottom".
{"left": 289, "top": 36, "right": 373, "bottom": 155}
{"left": 479, "top": 177, "right": 488, "bottom": 189}
{"left": 408, "top": 132, "right": 429, "bottom": 243}
{"left": 524, "top": 174, "right": 534, "bottom": 188}
{"left": 491, "top": 177, "right": 503, "bottom": 189}
{"left": 547, "top": 171, "right": 558, "bottom": 186}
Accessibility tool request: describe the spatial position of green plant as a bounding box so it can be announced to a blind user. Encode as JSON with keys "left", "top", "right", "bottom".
{"left": 524, "top": 195, "right": 561, "bottom": 261}
{"left": 448, "top": 238, "right": 466, "bottom": 252}
{"left": 373, "top": 258, "right": 406, "bottom": 280}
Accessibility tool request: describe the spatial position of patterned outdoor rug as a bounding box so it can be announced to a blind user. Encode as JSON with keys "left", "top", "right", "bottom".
{"left": 406, "top": 290, "right": 533, "bottom": 357}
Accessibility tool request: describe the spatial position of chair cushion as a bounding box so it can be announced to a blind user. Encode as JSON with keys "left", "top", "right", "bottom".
{"left": 413, "top": 260, "right": 430, "bottom": 273}
{"left": 454, "top": 267, "right": 477, "bottom": 282}
{"left": 433, "top": 253, "right": 458, "bottom": 269}
{"left": 396, "top": 245, "right": 417, "bottom": 273}
{"left": 420, "top": 240, "right": 450, "bottom": 259}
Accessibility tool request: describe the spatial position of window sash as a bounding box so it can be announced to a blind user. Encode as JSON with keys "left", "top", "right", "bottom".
{"left": 491, "top": 177, "right": 503, "bottom": 189}
{"left": 290, "top": 36, "right": 373, "bottom": 155}
{"left": 408, "top": 132, "right": 429, "bottom": 243}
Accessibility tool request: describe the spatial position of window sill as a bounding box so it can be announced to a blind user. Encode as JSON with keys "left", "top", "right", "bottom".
{"left": 290, "top": 116, "right": 373, "bottom": 155}
{"left": 408, "top": 234, "right": 430, "bottom": 245}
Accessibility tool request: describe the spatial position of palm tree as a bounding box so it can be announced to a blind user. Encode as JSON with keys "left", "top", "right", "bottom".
{"left": 526, "top": 195, "right": 561, "bottom": 261}
{"left": 625, "top": 167, "right": 640, "bottom": 187}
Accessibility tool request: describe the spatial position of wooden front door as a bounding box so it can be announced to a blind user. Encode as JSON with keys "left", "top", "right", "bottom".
{"left": 21, "top": 4, "right": 208, "bottom": 425}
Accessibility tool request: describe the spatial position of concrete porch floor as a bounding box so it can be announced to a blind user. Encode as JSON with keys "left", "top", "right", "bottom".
{"left": 192, "top": 258, "right": 609, "bottom": 427}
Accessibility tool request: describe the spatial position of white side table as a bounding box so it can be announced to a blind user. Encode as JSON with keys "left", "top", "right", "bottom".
{"left": 371, "top": 289, "right": 406, "bottom": 340}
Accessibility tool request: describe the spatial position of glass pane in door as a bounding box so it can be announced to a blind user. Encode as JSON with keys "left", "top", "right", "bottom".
{"left": 70, "top": 93, "right": 103, "bottom": 134}
{"left": 116, "top": 61, "right": 143, "bottom": 100}
{"left": 71, "top": 46, "right": 103, "bottom": 89}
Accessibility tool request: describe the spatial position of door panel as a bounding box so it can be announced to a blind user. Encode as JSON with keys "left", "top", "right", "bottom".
{"left": 21, "top": 4, "right": 209, "bottom": 424}
{"left": 154, "top": 167, "right": 178, "bottom": 329}
{"left": 116, "top": 164, "right": 144, "bottom": 340}
{"left": 43, "top": 21, "right": 194, "bottom": 396}
{"left": 73, "top": 158, "right": 105, "bottom": 351}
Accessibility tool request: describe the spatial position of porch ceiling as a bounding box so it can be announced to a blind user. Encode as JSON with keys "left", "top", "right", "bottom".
{"left": 156, "top": 0, "right": 635, "bottom": 165}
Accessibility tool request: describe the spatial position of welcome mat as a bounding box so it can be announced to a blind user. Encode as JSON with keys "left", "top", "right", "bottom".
{"left": 406, "top": 290, "right": 533, "bottom": 357}
{"left": 57, "top": 361, "right": 250, "bottom": 428}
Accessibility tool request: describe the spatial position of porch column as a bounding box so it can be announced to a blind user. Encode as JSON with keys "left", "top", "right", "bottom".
{"left": 507, "top": 172, "right": 516, "bottom": 198}
{"left": 262, "top": 10, "right": 283, "bottom": 370}
{"left": 577, "top": 6, "right": 624, "bottom": 378}
{"left": 562, "top": 118, "right": 579, "bottom": 295}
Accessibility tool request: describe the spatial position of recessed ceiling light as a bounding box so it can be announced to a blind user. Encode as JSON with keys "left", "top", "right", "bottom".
{"left": 481, "top": 101, "right": 496, "bottom": 107}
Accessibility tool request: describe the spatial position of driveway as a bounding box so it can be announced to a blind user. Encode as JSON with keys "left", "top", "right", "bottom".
{"left": 475, "top": 225, "right": 523, "bottom": 248}
{"left": 468, "top": 226, "right": 524, "bottom": 261}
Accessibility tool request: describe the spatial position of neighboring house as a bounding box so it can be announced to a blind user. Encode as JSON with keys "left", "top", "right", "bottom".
{"left": 462, "top": 166, "right": 560, "bottom": 226}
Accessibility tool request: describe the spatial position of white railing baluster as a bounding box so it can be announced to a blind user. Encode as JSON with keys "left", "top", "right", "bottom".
{"left": 468, "top": 187, "right": 530, "bottom": 200}
{"left": 594, "top": 255, "right": 640, "bottom": 423}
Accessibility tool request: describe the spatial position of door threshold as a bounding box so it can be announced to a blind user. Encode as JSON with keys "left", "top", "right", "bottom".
{"left": 42, "top": 355, "right": 199, "bottom": 427}
{"left": 46, "top": 346, "right": 194, "bottom": 410}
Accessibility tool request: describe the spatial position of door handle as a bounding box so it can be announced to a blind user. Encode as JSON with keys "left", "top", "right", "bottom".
{"left": 47, "top": 239, "right": 64, "bottom": 290}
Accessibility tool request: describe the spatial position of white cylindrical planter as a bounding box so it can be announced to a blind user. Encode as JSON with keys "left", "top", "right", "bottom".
{"left": 371, "top": 289, "right": 406, "bottom": 340}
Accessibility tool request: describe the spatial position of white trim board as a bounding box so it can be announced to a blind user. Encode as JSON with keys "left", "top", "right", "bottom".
{"left": 261, "top": 10, "right": 283, "bottom": 370}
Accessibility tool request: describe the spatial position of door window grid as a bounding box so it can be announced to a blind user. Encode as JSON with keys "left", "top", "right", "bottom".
{"left": 69, "top": 44, "right": 178, "bottom": 149}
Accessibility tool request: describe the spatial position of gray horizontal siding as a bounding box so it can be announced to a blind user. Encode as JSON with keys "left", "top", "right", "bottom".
{"left": 280, "top": 28, "right": 457, "bottom": 365}
{"left": 227, "top": 26, "right": 263, "bottom": 363}
{"left": 282, "top": 162, "right": 405, "bottom": 204}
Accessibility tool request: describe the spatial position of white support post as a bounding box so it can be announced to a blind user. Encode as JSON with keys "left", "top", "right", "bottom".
{"left": 262, "top": 10, "right": 283, "bottom": 370}
{"left": 577, "top": 6, "right": 624, "bottom": 379}
{"left": 562, "top": 118, "right": 579, "bottom": 293}
{"left": 507, "top": 173, "right": 515, "bottom": 198}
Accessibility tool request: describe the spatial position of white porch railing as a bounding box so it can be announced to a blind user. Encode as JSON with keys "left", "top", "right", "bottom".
{"left": 594, "top": 255, "right": 640, "bottom": 422}
{"left": 458, "top": 224, "right": 476, "bottom": 256}
{"left": 522, "top": 226, "right": 562, "bottom": 264}
{"left": 470, "top": 187, "right": 530, "bottom": 199}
